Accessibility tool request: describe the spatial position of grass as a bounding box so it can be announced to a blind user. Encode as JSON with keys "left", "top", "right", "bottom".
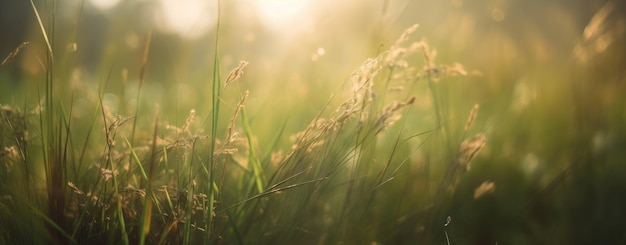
{"left": 1, "top": 0, "right": 626, "bottom": 244}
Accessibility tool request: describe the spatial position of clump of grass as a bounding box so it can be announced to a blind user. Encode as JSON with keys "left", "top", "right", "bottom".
{"left": 0, "top": 1, "right": 491, "bottom": 243}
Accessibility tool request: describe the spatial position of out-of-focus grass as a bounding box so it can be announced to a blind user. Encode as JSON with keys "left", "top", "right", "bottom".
{"left": 1, "top": 0, "right": 626, "bottom": 244}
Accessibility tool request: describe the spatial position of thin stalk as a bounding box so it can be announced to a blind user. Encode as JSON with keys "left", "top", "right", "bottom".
{"left": 129, "top": 31, "right": 152, "bottom": 185}
{"left": 206, "top": 0, "right": 222, "bottom": 242}
{"left": 138, "top": 114, "right": 160, "bottom": 245}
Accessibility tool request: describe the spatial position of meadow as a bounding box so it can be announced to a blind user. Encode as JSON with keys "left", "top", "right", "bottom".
{"left": 1, "top": 0, "right": 625, "bottom": 244}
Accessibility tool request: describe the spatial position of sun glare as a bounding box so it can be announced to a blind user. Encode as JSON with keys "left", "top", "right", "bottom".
{"left": 89, "top": 0, "right": 121, "bottom": 10}
{"left": 155, "top": 0, "right": 217, "bottom": 39}
{"left": 252, "top": 0, "right": 312, "bottom": 30}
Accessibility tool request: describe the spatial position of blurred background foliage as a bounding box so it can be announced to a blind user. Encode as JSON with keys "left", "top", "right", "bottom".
{"left": 1, "top": 0, "right": 626, "bottom": 243}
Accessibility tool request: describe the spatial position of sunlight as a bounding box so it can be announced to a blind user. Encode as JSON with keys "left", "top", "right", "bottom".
{"left": 252, "top": 0, "right": 312, "bottom": 31}
{"left": 89, "top": 0, "right": 121, "bottom": 10}
{"left": 155, "top": 0, "right": 217, "bottom": 39}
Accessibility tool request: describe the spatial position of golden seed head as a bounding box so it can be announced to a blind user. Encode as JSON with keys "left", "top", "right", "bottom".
{"left": 224, "top": 61, "right": 249, "bottom": 88}
{"left": 458, "top": 133, "right": 487, "bottom": 171}
{"left": 464, "top": 104, "right": 479, "bottom": 132}
{"left": 473, "top": 181, "right": 495, "bottom": 199}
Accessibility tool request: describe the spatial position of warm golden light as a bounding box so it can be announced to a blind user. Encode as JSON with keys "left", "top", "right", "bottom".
{"left": 89, "top": 0, "right": 121, "bottom": 10}
{"left": 252, "top": 0, "right": 312, "bottom": 30}
{"left": 155, "top": 0, "right": 217, "bottom": 39}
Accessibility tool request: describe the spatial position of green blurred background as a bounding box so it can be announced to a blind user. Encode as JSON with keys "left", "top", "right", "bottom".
{"left": 1, "top": 0, "right": 626, "bottom": 243}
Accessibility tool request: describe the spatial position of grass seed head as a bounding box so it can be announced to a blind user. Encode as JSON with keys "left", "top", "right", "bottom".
{"left": 224, "top": 61, "right": 249, "bottom": 88}
{"left": 1, "top": 146, "right": 19, "bottom": 172}
{"left": 464, "top": 104, "right": 480, "bottom": 132}
{"left": 181, "top": 109, "right": 196, "bottom": 134}
{"left": 1, "top": 41, "right": 29, "bottom": 67}
{"left": 458, "top": 133, "right": 487, "bottom": 171}
{"left": 473, "top": 181, "right": 495, "bottom": 199}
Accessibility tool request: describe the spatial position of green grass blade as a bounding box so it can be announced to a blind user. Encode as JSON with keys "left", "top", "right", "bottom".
{"left": 123, "top": 137, "right": 149, "bottom": 182}
{"left": 206, "top": 1, "right": 222, "bottom": 242}
{"left": 28, "top": 0, "right": 53, "bottom": 59}
{"left": 241, "top": 108, "right": 265, "bottom": 194}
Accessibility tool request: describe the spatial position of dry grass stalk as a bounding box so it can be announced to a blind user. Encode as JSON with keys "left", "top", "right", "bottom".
{"left": 384, "top": 25, "right": 423, "bottom": 70}
{"left": 352, "top": 58, "right": 379, "bottom": 105}
{"left": 572, "top": 2, "right": 623, "bottom": 64}
{"left": 416, "top": 62, "right": 468, "bottom": 81}
{"left": 464, "top": 104, "right": 479, "bottom": 132}
{"left": 473, "top": 181, "right": 495, "bottom": 199}
{"left": 289, "top": 56, "right": 385, "bottom": 153}
{"left": 270, "top": 151, "right": 284, "bottom": 166}
{"left": 421, "top": 41, "right": 436, "bottom": 70}
{"left": 224, "top": 61, "right": 249, "bottom": 88}
{"left": 67, "top": 182, "right": 83, "bottom": 195}
{"left": 288, "top": 24, "right": 430, "bottom": 156}
{"left": 1, "top": 41, "right": 29, "bottom": 67}
{"left": 181, "top": 109, "right": 196, "bottom": 135}
{"left": 103, "top": 114, "right": 133, "bottom": 148}
{"left": 225, "top": 90, "right": 249, "bottom": 145}
{"left": 434, "top": 133, "right": 487, "bottom": 206}
{"left": 1, "top": 104, "right": 30, "bottom": 143}
{"left": 290, "top": 118, "right": 327, "bottom": 152}
{"left": 100, "top": 168, "right": 118, "bottom": 182}
{"left": 583, "top": 2, "right": 614, "bottom": 41}
{"left": 394, "top": 24, "right": 420, "bottom": 46}
{"left": 412, "top": 38, "right": 470, "bottom": 81}
{"left": 457, "top": 133, "right": 486, "bottom": 171}
{"left": 376, "top": 96, "right": 415, "bottom": 132}
{"left": 1, "top": 146, "right": 19, "bottom": 172}
{"left": 166, "top": 109, "right": 197, "bottom": 136}
{"left": 213, "top": 148, "right": 238, "bottom": 156}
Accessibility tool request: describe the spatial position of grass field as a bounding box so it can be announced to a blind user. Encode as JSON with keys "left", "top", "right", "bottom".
{"left": 1, "top": 0, "right": 626, "bottom": 244}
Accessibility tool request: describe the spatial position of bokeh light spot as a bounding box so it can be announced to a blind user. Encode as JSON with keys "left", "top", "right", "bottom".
{"left": 155, "top": 0, "right": 217, "bottom": 39}
{"left": 491, "top": 8, "right": 505, "bottom": 22}
{"left": 89, "top": 0, "right": 121, "bottom": 10}
{"left": 316, "top": 47, "right": 325, "bottom": 56}
{"left": 252, "top": 0, "right": 312, "bottom": 30}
